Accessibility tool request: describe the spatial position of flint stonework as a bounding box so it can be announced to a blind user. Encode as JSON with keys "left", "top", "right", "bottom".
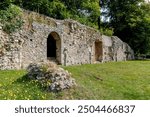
{"left": 0, "top": 10, "right": 134, "bottom": 70}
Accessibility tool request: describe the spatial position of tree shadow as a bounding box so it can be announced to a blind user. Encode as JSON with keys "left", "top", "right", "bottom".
{"left": 12, "top": 74, "right": 46, "bottom": 91}
{"left": 13, "top": 74, "right": 31, "bottom": 84}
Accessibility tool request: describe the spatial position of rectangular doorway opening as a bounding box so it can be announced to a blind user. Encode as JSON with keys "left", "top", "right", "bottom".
{"left": 95, "top": 41, "right": 102, "bottom": 62}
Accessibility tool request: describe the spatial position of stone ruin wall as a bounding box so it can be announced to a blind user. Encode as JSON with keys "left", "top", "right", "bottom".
{"left": 0, "top": 10, "right": 134, "bottom": 70}
{"left": 0, "top": 26, "right": 22, "bottom": 69}
{"left": 102, "top": 35, "right": 134, "bottom": 62}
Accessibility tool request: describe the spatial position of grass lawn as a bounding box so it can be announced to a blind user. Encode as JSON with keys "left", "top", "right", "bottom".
{"left": 0, "top": 61, "right": 150, "bottom": 100}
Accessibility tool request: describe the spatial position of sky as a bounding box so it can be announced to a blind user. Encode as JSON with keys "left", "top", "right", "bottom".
{"left": 145, "top": 0, "right": 150, "bottom": 3}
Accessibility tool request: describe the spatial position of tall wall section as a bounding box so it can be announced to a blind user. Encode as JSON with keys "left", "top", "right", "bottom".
{"left": 102, "top": 35, "right": 134, "bottom": 62}
{"left": 0, "top": 10, "right": 134, "bottom": 70}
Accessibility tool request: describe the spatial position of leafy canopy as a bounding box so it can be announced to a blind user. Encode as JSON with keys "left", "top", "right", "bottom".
{"left": 100, "top": 0, "right": 150, "bottom": 54}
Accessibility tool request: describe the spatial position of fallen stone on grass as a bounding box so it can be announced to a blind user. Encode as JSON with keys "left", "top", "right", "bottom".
{"left": 27, "top": 62, "right": 76, "bottom": 92}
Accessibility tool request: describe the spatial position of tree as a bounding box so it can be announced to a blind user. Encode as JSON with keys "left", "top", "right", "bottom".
{"left": 60, "top": 0, "right": 100, "bottom": 27}
{"left": 0, "top": 0, "right": 15, "bottom": 9}
{"left": 100, "top": 0, "right": 150, "bottom": 54}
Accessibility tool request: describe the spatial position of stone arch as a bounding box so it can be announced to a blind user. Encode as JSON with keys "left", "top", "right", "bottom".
{"left": 95, "top": 40, "right": 103, "bottom": 62}
{"left": 47, "top": 32, "right": 61, "bottom": 64}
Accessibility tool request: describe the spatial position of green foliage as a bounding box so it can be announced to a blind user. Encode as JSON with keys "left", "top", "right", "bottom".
{"left": 48, "top": 0, "right": 68, "bottom": 19}
{"left": 100, "top": 0, "right": 150, "bottom": 54}
{"left": 1, "top": 61, "right": 150, "bottom": 99}
{"left": 79, "top": 0, "right": 100, "bottom": 23}
{"left": 0, "top": 0, "right": 15, "bottom": 10}
{"left": 100, "top": 27, "right": 114, "bottom": 36}
{"left": 0, "top": 4, "right": 24, "bottom": 33}
{"left": 0, "top": 0, "right": 101, "bottom": 30}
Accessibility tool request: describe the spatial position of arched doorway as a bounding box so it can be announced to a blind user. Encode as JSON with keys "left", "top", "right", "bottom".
{"left": 47, "top": 32, "right": 61, "bottom": 64}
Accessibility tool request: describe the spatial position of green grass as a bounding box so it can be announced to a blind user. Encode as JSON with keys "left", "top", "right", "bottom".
{"left": 0, "top": 61, "right": 150, "bottom": 100}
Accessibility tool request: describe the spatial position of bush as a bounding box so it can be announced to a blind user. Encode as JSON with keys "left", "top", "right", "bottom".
{"left": 0, "top": 4, "right": 24, "bottom": 33}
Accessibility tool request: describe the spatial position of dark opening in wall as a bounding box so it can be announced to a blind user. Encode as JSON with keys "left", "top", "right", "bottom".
{"left": 47, "top": 34, "right": 56, "bottom": 58}
{"left": 47, "top": 32, "right": 61, "bottom": 64}
{"left": 95, "top": 41, "right": 103, "bottom": 61}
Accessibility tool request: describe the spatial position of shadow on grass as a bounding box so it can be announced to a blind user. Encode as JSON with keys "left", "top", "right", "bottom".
{"left": 11, "top": 74, "right": 75, "bottom": 99}
{"left": 14, "top": 74, "right": 31, "bottom": 83}
{"left": 12, "top": 74, "right": 55, "bottom": 94}
{"left": 12, "top": 74, "right": 47, "bottom": 92}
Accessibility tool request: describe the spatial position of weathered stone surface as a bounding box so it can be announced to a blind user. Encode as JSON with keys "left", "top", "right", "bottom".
{"left": 27, "top": 62, "right": 76, "bottom": 91}
{"left": 102, "top": 35, "right": 134, "bottom": 62}
{"left": 0, "top": 10, "right": 134, "bottom": 70}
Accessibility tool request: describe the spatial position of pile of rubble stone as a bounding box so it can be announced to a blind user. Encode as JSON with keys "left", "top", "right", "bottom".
{"left": 27, "top": 62, "right": 76, "bottom": 92}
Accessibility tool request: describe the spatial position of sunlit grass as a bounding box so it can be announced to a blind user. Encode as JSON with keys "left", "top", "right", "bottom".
{"left": 0, "top": 61, "right": 150, "bottom": 100}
